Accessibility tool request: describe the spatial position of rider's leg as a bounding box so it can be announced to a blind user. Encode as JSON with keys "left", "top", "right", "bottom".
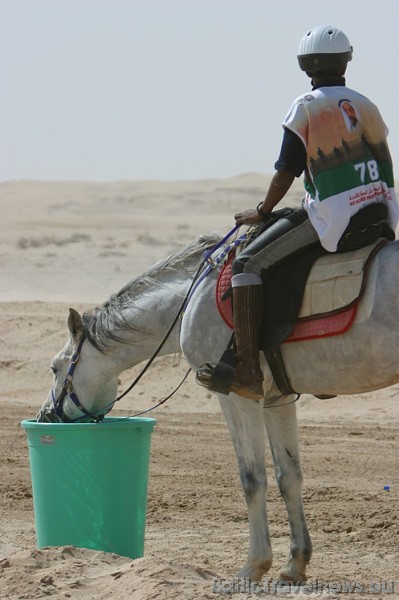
{"left": 225, "top": 211, "right": 319, "bottom": 400}
{"left": 196, "top": 210, "right": 319, "bottom": 400}
{"left": 233, "top": 209, "right": 318, "bottom": 275}
{"left": 228, "top": 273, "right": 264, "bottom": 401}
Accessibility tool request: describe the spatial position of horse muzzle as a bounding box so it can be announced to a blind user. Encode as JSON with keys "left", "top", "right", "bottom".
{"left": 36, "top": 407, "right": 63, "bottom": 423}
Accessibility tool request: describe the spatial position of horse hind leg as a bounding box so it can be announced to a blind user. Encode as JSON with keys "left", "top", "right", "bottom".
{"left": 263, "top": 397, "right": 312, "bottom": 582}
{"left": 219, "top": 393, "right": 273, "bottom": 582}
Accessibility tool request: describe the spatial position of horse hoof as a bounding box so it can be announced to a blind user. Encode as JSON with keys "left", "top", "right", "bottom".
{"left": 277, "top": 566, "right": 307, "bottom": 584}
{"left": 237, "top": 558, "right": 272, "bottom": 582}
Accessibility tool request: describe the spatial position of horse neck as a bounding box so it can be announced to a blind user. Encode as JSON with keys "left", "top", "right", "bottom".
{"left": 91, "top": 269, "right": 194, "bottom": 375}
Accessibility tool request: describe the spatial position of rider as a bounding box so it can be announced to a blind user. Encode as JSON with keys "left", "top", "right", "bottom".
{"left": 197, "top": 25, "right": 399, "bottom": 401}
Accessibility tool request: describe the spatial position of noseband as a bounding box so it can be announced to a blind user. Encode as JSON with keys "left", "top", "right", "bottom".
{"left": 47, "top": 336, "right": 106, "bottom": 423}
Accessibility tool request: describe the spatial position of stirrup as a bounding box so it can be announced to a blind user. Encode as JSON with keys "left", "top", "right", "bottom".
{"left": 196, "top": 362, "right": 235, "bottom": 395}
{"left": 196, "top": 363, "right": 264, "bottom": 401}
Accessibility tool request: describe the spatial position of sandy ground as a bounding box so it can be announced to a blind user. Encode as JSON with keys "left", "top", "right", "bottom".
{"left": 0, "top": 176, "right": 398, "bottom": 599}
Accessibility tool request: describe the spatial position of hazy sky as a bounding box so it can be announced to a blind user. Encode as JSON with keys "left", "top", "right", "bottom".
{"left": 2, "top": 0, "right": 399, "bottom": 182}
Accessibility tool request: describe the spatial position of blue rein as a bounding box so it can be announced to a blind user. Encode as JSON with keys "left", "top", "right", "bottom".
{"left": 184, "top": 224, "right": 248, "bottom": 308}
{"left": 51, "top": 336, "right": 108, "bottom": 423}
{"left": 48, "top": 225, "right": 247, "bottom": 423}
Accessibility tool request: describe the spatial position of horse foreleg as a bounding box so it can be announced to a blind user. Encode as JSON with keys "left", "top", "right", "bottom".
{"left": 219, "top": 393, "right": 272, "bottom": 581}
{"left": 263, "top": 397, "right": 312, "bottom": 582}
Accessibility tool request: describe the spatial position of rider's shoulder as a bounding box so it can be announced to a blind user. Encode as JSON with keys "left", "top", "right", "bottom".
{"left": 293, "top": 92, "right": 317, "bottom": 106}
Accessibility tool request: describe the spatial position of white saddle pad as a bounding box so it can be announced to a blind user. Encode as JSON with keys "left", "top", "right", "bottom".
{"left": 299, "top": 239, "right": 383, "bottom": 318}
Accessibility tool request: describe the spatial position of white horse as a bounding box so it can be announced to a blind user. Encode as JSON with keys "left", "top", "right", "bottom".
{"left": 38, "top": 231, "right": 399, "bottom": 583}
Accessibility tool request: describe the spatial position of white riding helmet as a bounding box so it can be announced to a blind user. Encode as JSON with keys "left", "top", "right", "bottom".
{"left": 297, "top": 25, "right": 353, "bottom": 73}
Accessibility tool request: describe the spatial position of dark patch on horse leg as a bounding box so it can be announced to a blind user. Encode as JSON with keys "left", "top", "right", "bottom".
{"left": 285, "top": 447, "right": 292, "bottom": 458}
{"left": 240, "top": 467, "right": 265, "bottom": 503}
{"left": 291, "top": 540, "right": 313, "bottom": 564}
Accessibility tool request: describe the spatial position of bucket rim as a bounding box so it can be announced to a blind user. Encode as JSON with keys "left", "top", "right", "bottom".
{"left": 20, "top": 416, "right": 157, "bottom": 430}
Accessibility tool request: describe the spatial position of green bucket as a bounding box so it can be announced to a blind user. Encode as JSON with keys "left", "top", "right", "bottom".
{"left": 21, "top": 417, "right": 156, "bottom": 559}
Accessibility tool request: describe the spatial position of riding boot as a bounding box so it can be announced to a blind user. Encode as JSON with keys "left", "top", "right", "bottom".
{"left": 229, "top": 283, "right": 264, "bottom": 401}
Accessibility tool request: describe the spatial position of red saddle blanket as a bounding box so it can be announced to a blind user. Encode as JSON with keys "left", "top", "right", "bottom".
{"left": 216, "top": 252, "right": 371, "bottom": 344}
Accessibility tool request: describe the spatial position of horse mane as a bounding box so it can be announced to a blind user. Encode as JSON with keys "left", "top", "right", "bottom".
{"left": 82, "top": 232, "right": 222, "bottom": 352}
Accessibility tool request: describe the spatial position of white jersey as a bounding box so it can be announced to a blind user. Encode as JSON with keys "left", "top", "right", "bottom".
{"left": 283, "top": 86, "right": 398, "bottom": 251}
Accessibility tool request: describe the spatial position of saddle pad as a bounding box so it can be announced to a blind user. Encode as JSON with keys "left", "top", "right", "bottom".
{"left": 285, "top": 304, "right": 358, "bottom": 343}
{"left": 215, "top": 239, "right": 385, "bottom": 343}
{"left": 299, "top": 238, "right": 382, "bottom": 318}
{"left": 216, "top": 256, "right": 234, "bottom": 329}
{"left": 215, "top": 261, "right": 358, "bottom": 342}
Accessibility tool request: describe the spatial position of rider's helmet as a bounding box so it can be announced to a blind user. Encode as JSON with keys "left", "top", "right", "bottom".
{"left": 297, "top": 25, "right": 353, "bottom": 74}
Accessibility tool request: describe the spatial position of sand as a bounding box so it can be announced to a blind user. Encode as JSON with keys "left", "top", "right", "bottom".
{"left": 0, "top": 175, "right": 398, "bottom": 599}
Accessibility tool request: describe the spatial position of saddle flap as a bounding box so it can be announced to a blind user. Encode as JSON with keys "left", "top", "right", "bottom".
{"left": 299, "top": 239, "right": 382, "bottom": 318}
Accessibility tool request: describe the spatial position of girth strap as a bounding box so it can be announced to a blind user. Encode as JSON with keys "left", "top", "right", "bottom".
{"left": 263, "top": 347, "right": 297, "bottom": 396}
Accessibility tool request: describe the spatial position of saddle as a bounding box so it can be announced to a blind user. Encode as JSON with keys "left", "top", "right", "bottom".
{"left": 217, "top": 239, "right": 384, "bottom": 343}
{"left": 216, "top": 237, "right": 388, "bottom": 395}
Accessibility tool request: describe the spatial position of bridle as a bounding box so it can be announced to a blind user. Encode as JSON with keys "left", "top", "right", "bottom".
{"left": 43, "top": 225, "right": 248, "bottom": 423}
{"left": 45, "top": 336, "right": 107, "bottom": 423}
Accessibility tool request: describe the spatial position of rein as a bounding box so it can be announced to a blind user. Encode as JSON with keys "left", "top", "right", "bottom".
{"left": 49, "top": 225, "right": 245, "bottom": 423}
{"left": 114, "top": 225, "right": 244, "bottom": 405}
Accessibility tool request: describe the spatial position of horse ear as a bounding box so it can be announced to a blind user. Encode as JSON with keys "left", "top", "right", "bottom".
{"left": 67, "top": 308, "right": 83, "bottom": 342}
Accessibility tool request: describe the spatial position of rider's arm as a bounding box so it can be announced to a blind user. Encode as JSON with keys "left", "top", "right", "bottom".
{"left": 274, "top": 127, "right": 306, "bottom": 176}
{"left": 235, "top": 128, "right": 306, "bottom": 225}
{"left": 257, "top": 170, "right": 295, "bottom": 215}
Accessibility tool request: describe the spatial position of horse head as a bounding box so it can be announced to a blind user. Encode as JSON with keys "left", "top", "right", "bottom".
{"left": 37, "top": 308, "right": 119, "bottom": 422}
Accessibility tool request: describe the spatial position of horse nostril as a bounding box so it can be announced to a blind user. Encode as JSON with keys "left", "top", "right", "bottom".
{"left": 37, "top": 408, "right": 57, "bottom": 423}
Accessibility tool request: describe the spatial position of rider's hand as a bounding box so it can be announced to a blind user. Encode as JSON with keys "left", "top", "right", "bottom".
{"left": 234, "top": 209, "right": 262, "bottom": 226}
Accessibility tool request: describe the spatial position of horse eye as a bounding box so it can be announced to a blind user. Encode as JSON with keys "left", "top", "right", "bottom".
{"left": 50, "top": 365, "right": 58, "bottom": 374}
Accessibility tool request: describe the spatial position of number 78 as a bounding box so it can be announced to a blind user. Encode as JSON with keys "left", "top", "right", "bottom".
{"left": 354, "top": 160, "right": 380, "bottom": 182}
